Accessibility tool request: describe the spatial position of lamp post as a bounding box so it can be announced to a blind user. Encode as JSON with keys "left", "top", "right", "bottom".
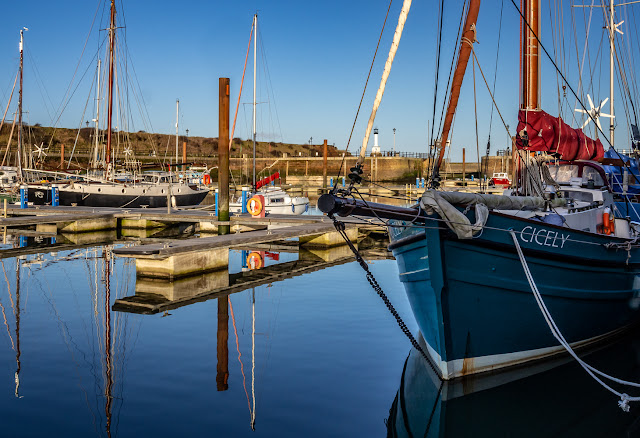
{"left": 393, "top": 128, "right": 396, "bottom": 156}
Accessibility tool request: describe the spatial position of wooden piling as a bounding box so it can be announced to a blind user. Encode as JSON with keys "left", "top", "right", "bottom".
{"left": 218, "top": 78, "right": 230, "bottom": 235}
{"left": 323, "top": 139, "right": 328, "bottom": 188}
{"left": 462, "top": 148, "right": 466, "bottom": 184}
{"left": 182, "top": 141, "right": 187, "bottom": 171}
{"left": 217, "top": 297, "right": 229, "bottom": 391}
{"left": 60, "top": 143, "right": 64, "bottom": 168}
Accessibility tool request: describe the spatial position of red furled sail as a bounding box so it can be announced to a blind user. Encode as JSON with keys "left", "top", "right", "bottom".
{"left": 255, "top": 172, "right": 280, "bottom": 190}
{"left": 516, "top": 109, "right": 604, "bottom": 161}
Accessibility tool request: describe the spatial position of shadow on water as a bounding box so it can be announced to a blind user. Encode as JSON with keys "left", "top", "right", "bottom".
{"left": 387, "top": 329, "right": 640, "bottom": 437}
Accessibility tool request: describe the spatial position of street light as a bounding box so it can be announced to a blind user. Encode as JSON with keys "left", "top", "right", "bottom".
{"left": 393, "top": 128, "right": 396, "bottom": 155}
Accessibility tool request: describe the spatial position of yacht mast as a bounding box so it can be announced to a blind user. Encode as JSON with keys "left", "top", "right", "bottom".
{"left": 608, "top": 0, "right": 615, "bottom": 146}
{"left": 175, "top": 99, "right": 179, "bottom": 165}
{"left": 521, "top": 0, "right": 541, "bottom": 111}
{"left": 252, "top": 14, "right": 257, "bottom": 190}
{"left": 106, "top": 0, "right": 116, "bottom": 179}
{"left": 17, "top": 28, "right": 27, "bottom": 179}
{"left": 431, "top": 0, "right": 480, "bottom": 180}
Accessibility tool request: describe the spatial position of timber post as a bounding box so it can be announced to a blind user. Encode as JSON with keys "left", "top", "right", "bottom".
{"left": 323, "top": 139, "right": 328, "bottom": 188}
{"left": 218, "top": 78, "right": 230, "bottom": 235}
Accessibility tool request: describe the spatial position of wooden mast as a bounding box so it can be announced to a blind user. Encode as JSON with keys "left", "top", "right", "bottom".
{"left": 432, "top": 0, "right": 481, "bottom": 178}
{"left": 520, "top": 0, "right": 540, "bottom": 111}
{"left": 106, "top": 0, "right": 116, "bottom": 178}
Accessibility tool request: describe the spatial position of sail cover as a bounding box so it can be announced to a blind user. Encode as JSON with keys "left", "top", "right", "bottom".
{"left": 255, "top": 172, "right": 280, "bottom": 190}
{"left": 516, "top": 109, "right": 604, "bottom": 161}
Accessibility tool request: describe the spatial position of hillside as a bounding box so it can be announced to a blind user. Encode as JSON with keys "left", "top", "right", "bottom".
{"left": 0, "top": 124, "right": 346, "bottom": 167}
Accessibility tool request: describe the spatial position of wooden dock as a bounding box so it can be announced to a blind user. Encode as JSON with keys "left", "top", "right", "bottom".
{"left": 1, "top": 204, "right": 387, "bottom": 279}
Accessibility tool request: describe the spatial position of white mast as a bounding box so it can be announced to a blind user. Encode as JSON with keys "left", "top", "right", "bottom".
{"left": 175, "top": 98, "right": 179, "bottom": 165}
{"left": 252, "top": 14, "right": 257, "bottom": 189}
{"left": 609, "top": 0, "right": 615, "bottom": 147}
{"left": 17, "top": 28, "right": 27, "bottom": 179}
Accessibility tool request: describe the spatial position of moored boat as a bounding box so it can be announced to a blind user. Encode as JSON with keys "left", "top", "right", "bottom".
{"left": 319, "top": 0, "right": 640, "bottom": 384}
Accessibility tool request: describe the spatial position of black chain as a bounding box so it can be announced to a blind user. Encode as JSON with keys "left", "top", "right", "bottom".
{"left": 330, "top": 216, "right": 438, "bottom": 373}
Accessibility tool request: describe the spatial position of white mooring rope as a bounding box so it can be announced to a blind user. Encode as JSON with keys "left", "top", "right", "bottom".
{"left": 509, "top": 230, "right": 640, "bottom": 412}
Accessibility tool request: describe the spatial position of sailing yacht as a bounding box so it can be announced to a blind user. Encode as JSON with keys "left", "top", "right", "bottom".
{"left": 19, "top": 1, "right": 208, "bottom": 208}
{"left": 319, "top": 0, "right": 640, "bottom": 389}
{"left": 229, "top": 14, "right": 309, "bottom": 216}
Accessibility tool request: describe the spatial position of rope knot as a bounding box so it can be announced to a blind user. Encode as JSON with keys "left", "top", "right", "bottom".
{"left": 619, "top": 394, "right": 631, "bottom": 412}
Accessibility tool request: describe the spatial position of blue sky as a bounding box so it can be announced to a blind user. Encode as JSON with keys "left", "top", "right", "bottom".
{"left": 0, "top": 0, "right": 636, "bottom": 161}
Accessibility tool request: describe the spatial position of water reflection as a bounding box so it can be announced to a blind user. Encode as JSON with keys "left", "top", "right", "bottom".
{"left": 0, "top": 237, "right": 408, "bottom": 437}
{"left": 0, "top": 247, "right": 136, "bottom": 437}
{"left": 114, "top": 244, "right": 392, "bottom": 315}
{"left": 387, "top": 331, "right": 640, "bottom": 437}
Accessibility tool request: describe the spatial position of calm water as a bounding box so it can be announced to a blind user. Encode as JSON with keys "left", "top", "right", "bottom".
{"left": 1, "top": 238, "right": 640, "bottom": 437}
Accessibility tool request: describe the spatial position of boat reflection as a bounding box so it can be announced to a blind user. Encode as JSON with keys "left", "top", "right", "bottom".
{"left": 387, "top": 331, "right": 640, "bottom": 437}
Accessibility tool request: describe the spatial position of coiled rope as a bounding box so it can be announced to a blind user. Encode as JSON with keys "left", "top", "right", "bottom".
{"left": 509, "top": 229, "right": 640, "bottom": 412}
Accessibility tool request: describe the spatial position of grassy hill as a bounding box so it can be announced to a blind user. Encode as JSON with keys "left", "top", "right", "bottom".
{"left": 0, "top": 124, "right": 346, "bottom": 167}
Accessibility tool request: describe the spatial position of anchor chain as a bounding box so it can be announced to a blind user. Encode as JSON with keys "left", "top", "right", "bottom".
{"left": 330, "top": 215, "right": 437, "bottom": 373}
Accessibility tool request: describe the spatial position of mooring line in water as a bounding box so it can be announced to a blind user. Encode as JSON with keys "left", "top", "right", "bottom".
{"left": 510, "top": 230, "right": 640, "bottom": 411}
{"left": 330, "top": 215, "right": 439, "bottom": 376}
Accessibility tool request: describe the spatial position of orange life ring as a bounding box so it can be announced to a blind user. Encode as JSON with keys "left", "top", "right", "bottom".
{"left": 246, "top": 251, "right": 264, "bottom": 270}
{"left": 203, "top": 174, "right": 211, "bottom": 185}
{"left": 247, "top": 195, "right": 264, "bottom": 216}
{"left": 603, "top": 208, "right": 615, "bottom": 235}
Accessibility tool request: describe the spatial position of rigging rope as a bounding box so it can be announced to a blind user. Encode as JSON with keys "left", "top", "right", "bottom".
{"left": 334, "top": 0, "right": 392, "bottom": 184}
{"left": 510, "top": 230, "right": 640, "bottom": 412}
{"left": 357, "top": 0, "right": 413, "bottom": 164}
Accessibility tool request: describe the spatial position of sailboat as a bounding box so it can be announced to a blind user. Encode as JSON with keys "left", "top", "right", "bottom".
{"left": 318, "top": 0, "right": 640, "bottom": 384}
{"left": 229, "top": 14, "right": 309, "bottom": 216}
{"left": 20, "top": 1, "right": 208, "bottom": 208}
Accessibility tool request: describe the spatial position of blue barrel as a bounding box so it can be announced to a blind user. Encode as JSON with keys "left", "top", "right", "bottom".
{"left": 19, "top": 235, "right": 27, "bottom": 248}
{"left": 330, "top": 177, "right": 334, "bottom": 188}
{"left": 20, "top": 185, "right": 28, "bottom": 209}
{"left": 421, "top": 178, "right": 425, "bottom": 188}
{"left": 342, "top": 176, "right": 345, "bottom": 187}
{"left": 51, "top": 184, "right": 59, "bottom": 207}
{"left": 241, "top": 187, "right": 249, "bottom": 213}
{"left": 214, "top": 189, "right": 219, "bottom": 216}
{"left": 416, "top": 177, "right": 420, "bottom": 188}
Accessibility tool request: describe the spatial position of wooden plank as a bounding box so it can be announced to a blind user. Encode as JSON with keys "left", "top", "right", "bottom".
{"left": 0, "top": 213, "right": 115, "bottom": 227}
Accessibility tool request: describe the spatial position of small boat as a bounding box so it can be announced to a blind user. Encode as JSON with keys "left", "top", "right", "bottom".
{"left": 488, "top": 172, "right": 510, "bottom": 187}
{"left": 230, "top": 172, "right": 309, "bottom": 215}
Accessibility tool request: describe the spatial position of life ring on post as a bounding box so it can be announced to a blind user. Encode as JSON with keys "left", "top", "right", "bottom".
{"left": 203, "top": 174, "right": 211, "bottom": 185}
{"left": 247, "top": 195, "right": 265, "bottom": 217}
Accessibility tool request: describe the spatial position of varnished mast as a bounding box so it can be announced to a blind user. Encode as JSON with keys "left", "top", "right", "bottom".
{"left": 431, "top": 0, "right": 481, "bottom": 183}
{"left": 520, "top": 0, "right": 540, "bottom": 111}
{"left": 106, "top": 0, "right": 116, "bottom": 178}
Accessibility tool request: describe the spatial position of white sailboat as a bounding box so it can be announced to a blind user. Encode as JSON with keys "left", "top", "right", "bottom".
{"left": 229, "top": 14, "right": 309, "bottom": 216}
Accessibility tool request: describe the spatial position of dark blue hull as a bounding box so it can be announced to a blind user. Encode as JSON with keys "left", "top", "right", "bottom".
{"left": 390, "top": 210, "right": 640, "bottom": 379}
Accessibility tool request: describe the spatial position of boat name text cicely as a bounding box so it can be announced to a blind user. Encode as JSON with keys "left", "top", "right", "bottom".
{"left": 520, "top": 226, "right": 569, "bottom": 248}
